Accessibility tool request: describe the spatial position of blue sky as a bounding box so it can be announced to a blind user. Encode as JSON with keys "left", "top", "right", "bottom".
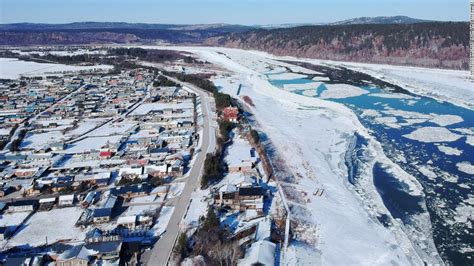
{"left": 0, "top": 0, "right": 469, "bottom": 25}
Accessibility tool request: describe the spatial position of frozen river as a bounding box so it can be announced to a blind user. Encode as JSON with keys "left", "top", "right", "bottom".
{"left": 267, "top": 62, "right": 473, "bottom": 265}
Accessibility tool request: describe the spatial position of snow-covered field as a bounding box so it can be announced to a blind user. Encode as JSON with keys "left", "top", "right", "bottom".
{"left": 0, "top": 58, "right": 112, "bottom": 79}
{"left": 6, "top": 207, "right": 85, "bottom": 248}
{"left": 0, "top": 211, "right": 32, "bottom": 228}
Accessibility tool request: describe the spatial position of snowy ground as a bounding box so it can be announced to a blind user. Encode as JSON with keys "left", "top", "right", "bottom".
{"left": 6, "top": 207, "right": 85, "bottom": 248}
{"left": 0, "top": 57, "right": 112, "bottom": 79}
{"left": 182, "top": 189, "right": 209, "bottom": 228}
{"left": 167, "top": 182, "right": 185, "bottom": 199}
{"left": 152, "top": 206, "right": 175, "bottom": 237}
{"left": 0, "top": 211, "right": 32, "bottom": 229}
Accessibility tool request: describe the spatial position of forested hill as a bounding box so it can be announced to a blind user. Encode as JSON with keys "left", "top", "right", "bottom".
{"left": 205, "top": 22, "right": 470, "bottom": 70}
{"left": 0, "top": 22, "right": 253, "bottom": 45}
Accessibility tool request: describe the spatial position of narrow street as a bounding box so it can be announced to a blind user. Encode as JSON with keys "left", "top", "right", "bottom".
{"left": 144, "top": 76, "right": 216, "bottom": 265}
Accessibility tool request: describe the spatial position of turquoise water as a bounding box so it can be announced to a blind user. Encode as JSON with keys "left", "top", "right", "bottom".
{"left": 268, "top": 75, "right": 474, "bottom": 265}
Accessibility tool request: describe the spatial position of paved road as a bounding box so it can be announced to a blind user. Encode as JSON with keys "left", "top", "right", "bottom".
{"left": 145, "top": 76, "right": 216, "bottom": 265}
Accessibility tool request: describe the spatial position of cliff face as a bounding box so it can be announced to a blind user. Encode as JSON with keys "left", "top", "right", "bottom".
{"left": 205, "top": 22, "right": 470, "bottom": 70}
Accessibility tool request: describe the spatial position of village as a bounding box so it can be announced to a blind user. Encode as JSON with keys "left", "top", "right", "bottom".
{"left": 0, "top": 47, "right": 291, "bottom": 265}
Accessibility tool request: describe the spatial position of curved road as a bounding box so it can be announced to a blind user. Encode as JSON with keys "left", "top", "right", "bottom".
{"left": 145, "top": 75, "right": 216, "bottom": 265}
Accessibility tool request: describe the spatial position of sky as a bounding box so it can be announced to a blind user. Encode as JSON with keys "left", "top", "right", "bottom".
{"left": 0, "top": 0, "right": 470, "bottom": 25}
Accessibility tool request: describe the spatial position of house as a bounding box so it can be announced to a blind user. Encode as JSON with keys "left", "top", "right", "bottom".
{"left": 56, "top": 244, "right": 90, "bottom": 266}
{"left": 8, "top": 200, "right": 38, "bottom": 213}
{"left": 49, "top": 142, "right": 66, "bottom": 151}
{"left": 223, "top": 106, "right": 239, "bottom": 122}
{"left": 82, "top": 191, "right": 98, "bottom": 207}
{"left": 85, "top": 239, "right": 123, "bottom": 262}
{"left": 144, "top": 164, "right": 168, "bottom": 178}
{"left": 168, "top": 160, "right": 184, "bottom": 177}
{"left": 93, "top": 194, "right": 118, "bottom": 224}
{"left": 214, "top": 187, "right": 264, "bottom": 214}
{"left": 237, "top": 240, "right": 276, "bottom": 266}
{"left": 14, "top": 167, "right": 40, "bottom": 178}
{"left": 111, "top": 183, "right": 151, "bottom": 199}
{"left": 58, "top": 194, "right": 75, "bottom": 207}
{"left": 228, "top": 161, "right": 253, "bottom": 174}
{"left": 118, "top": 166, "right": 143, "bottom": 179}
{"left": 93, "top": 208, "right": 112, "bottom": 224}
{"left": 52, "top": 176, "right": 75, "bottom": 192}
{"left": 117, "top": 216, "right": 137, "bottom": 230}
{"left": 74, "top": 172, "right": 111, "bottom": 187}
{"left": 39, "top": 197, "right": 56, "bottom": 211}
{"left": 99, "top": 151, "right": 113, "bottom": 159}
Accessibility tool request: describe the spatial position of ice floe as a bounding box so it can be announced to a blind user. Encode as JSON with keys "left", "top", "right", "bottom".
{"left": 403, "top": 127, "right": 462, "bottom": 143}
{"left": 373, "top": 116, "right": 401, "bottom": 129}
{"left": 456, "top": 161, "right": 474, "bottom": 175}
{"left": 369, "top": 93, "right": 414, "bottom": 99}
{"left": 418, "top": 166, "right": 437, "bottom": 180}
{"left": 429, "top": 114, "right": 464, "bottom": 127}
{"left": 283, "top": 82, "right": 323, "bottom": 91}
{"left": 465, "top": 136, "right": 474, "bottom": 147}
{"left": 319, "top": 84, "right": 369, "bottom": 99}
{"left": 436, "top": 145, "right": 463, "bottom": 156}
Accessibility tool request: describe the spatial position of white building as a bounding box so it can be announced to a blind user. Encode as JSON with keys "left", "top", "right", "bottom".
{"left": 58, "top": 194, "right": 75, "bottom": 207}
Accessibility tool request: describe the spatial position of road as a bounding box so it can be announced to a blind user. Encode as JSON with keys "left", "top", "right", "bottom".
{"left": 145, "top": 75, "right": 216, "bottom": 265}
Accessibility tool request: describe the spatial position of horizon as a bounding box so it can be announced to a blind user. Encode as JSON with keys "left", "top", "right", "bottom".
{"left": 0, "top": 0, "right": 470, "bottom": 25}
{"left": 0, "top": 16, "right": 469, "bottom": 26}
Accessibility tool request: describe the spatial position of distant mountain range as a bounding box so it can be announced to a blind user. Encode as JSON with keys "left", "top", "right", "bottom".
{"left": 0, "top": 16, "right": 436, "bottom": 32}
{"left": 0, "top": 22, "right": 253, "bottom": 45}
{"left": 0, "top": 17, "right": 469, "bottom": 70}
{"left": 330, "top": 16, "right": 431, "bottom": 25}
{"left": 0, "top": 22, "right": 253, "bottom": 31}
{"left": 257, "top": 16, "right": 432, "bottom": 28}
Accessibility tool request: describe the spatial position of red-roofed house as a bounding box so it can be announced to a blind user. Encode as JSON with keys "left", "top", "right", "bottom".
{"left": 223, "top": 106, "right": 239, "bottom": 122}
{"left": 99, "top": 151, "right": 113, "bottom": 159}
